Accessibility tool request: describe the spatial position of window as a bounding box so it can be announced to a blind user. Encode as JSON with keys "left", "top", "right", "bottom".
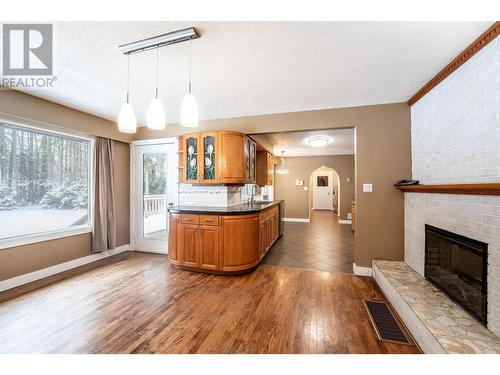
{"left": 317, "top": 176, "right": 329, "bottom": 187}
{"left": 0, "top": 122, "right": 92, "bottom": 243}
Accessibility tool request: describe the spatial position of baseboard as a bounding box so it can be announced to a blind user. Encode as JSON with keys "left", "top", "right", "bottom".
{"left": 283, "top": 218, "right": 310, "bottom": 223}
{"left": 134, "top": 248, "right": 168, "bottom": 255}
{"left": 0, "top": 244, "right": 132, "bottom": 293}
{"left": 339, "top": 220, "right": 352, "bottom": 225}
{"left": 353, "top": 262, "right": 373, "bottom": 277}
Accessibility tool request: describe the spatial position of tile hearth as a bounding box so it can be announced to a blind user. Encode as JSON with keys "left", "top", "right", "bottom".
{"left": 373, "top": 260, "right": 500, "bottom": 354}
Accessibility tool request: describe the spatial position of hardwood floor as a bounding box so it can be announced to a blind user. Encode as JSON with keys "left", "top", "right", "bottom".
{"left": 264, "top": 210, "right": 354, "bottom": 273}
{"left": 0, "top": 252, "right": 419, "bottom": 354}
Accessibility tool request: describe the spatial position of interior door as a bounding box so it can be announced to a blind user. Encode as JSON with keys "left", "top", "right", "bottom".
{"left": 133, "top": 142, "right": 178, "bottom": 253}
{"left": 314, "top": 173, "right": 333, "bottom": 210}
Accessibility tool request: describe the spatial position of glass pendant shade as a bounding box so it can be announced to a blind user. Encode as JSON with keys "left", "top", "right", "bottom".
{"left": 147, "top": 98, "right": 166, "bottom": 129}
{"left": 276, "top": 157, "right": 289, "bottom": 175}
{"left": 180, "top": 92, "right": 199, "bottom": 128}
{"left": 118, "top": 102, "right": 137, "bottom": 133}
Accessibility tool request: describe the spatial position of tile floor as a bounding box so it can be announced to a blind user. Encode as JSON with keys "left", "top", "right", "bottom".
{"left": 263, "top": 210, "right": 354, "bottom": 273}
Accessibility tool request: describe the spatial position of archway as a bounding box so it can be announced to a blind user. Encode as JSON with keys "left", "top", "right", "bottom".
{"left": 308, "top": 166, "right": 341, "bottom": 218}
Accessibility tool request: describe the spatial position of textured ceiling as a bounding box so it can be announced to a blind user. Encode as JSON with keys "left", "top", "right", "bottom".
{"left": 252, "top": 128, "right": 355, "bottom": 156}
{"left": 4, "top": 21, "right": 492, "bottom": 126}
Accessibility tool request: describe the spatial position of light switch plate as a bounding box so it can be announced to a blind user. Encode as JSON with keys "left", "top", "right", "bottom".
{"left": 304, "top": 186, "right": 308, "bottom": 191}
{"left": 363, "top": 183, "right": 373, "bottom": 193}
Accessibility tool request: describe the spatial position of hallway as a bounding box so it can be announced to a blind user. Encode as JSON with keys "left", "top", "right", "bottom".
{"left": 263, "top": 210, "right": 354, "bottom": 273}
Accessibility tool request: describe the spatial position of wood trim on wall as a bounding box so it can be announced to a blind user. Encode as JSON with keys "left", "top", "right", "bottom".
{"left": 396, "top": 183, "right": 500, "bottom": 195}
{"left": 408, "top": 21, "right": 500, "bottom": 106}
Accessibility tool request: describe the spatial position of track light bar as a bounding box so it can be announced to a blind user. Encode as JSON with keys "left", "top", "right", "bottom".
{"left": 119, "top": 27, "right": 199, "bottom": 55}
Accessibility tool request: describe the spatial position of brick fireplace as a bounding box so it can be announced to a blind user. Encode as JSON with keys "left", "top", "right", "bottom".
{"left": 404, "top": 36, "right": 500, "bottom": 336}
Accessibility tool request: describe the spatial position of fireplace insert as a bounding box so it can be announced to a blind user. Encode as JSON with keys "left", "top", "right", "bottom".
{"left": 425, "top": 224, "right": 488, "bottom": 326}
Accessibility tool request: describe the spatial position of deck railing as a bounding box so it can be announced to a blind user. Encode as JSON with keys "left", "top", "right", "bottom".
{"left": 144, "top": 194, "right": 166, "bottom": 217}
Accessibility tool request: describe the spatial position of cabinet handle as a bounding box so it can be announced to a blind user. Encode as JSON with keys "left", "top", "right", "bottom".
{"left": 219, "top": 173, "right": 221, "bottom": 182}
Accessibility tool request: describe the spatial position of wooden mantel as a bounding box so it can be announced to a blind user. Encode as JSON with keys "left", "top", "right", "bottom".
{"left": 396, "top": 183, "right": 500, "bottom": 195}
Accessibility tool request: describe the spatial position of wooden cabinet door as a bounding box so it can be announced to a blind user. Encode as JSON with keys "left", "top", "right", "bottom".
{"left": 199, "top": 225, "right": 219, "bottom": 270}
{"left": 272, "top": 213, "right": 279, "bottom": 242}
{"left": 219, "top": 132, "right": 246, "bottom": 184}
{"left": 244, "top": 137, "right": 250, "bottom": 182}
{"left": 244, "top": 137, "right": 256, "bottom": 184}
{"left": 168, "top": 213, "right": 180, "bottom": 263}
{"left": 183, "top": 133, "right": 201, "bottom": 183}
{"left": 266, "top": 217, "right": 272, "bottom": 250}
{"left": 256, "top": 151, "right": 268, "bottom": 187}
{"left": 259, "top": 221, "right": 267, "bottom": 258}
{"left": 200, "top": 132, "right": 219, "bottom": 184}
{"left": 178, "top": 223, "right": 200, "bottom": 268}
{"left": 249, "top": 139, "right": 256, "bottom": 183}
{"left": 266, "top": 152, "right": 273, "bottom": 186}
{"left": 220, "top": 214, "right": 259, "bottom": 272}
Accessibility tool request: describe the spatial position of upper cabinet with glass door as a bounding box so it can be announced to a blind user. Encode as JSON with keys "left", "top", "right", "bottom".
{"left": 244, "top": 136, "right": 256, "bottom": 184}
{"left": 183, "top": 133, "right": 200, "bottom": 183}
{"left": 181, "top": 131, "right": 253, "bottom": 185}
{"left": 201, "top": 132, "right": 218, "bottom": 184}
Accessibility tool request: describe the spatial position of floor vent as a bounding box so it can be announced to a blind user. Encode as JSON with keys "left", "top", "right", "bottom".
{"left": 364, "top": 300, "right": 413, "bottom": 345}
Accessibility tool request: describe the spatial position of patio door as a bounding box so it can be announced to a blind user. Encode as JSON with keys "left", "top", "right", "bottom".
{"left": 132, "top": 140, "right": 178, "bottom": 253}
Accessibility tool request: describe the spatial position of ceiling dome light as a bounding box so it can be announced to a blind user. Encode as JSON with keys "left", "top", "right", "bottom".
{"left": 118, "top": 54, "right": 137, "bottom": 133}
{"left": 147, "top": 47, "right": 166, "bottom": 130}
{"left": 308, "top": 136, "right": 329, "bottom": 148}
{"left": 180, "top": 38, "right": 199, "bottom": 128}
{"left": 276, "top": 151, "right": 289, "bottom": 175}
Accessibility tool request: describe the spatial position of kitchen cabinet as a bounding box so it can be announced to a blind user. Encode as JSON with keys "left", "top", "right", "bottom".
{"left": 199, "top": 225, "right": 219, "bottom": 270}
{"left": 258, "top": 205, "right": 279, "bottom": 255}
{"left": 256, "top": 150, "right": 273, "bottom": 187}
{"left": 200, "top": 132, "right": 218, "bottom": 184}
{"left": 219, "top": 131, "right": 246, "bottom": 184}
{"left": 174, "top": 213, "right": 220, "bottom": 270}
{"left": 183, "top": 133, "right": 200, "bottom": 184}
{"left": 259, "top": 219, "right": 267, "bottom": 258}
{"left": 181, "top": 131, "right": 251, "bottom": 184}
{"left": 267, "top": 152, "right": 274, "bottom": 186}
{"left": 168, "top": 203, "right": 281, "bottom": 274}
{"left": 245, "top": 137, "right": 257, "bottom": 184}
{"left": 178, "top": 223, "right": 199, "bottom": 268}
{"left": 220, "top": 214, "right": 259, "bottom": 272}
{"left": 168, "top": 213, "right": 180, "bottom": 264}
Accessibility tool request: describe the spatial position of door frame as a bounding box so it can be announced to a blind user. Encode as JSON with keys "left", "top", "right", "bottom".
{"left": 130, "top": 138, "right": 178, "bottom": 254}
{"left": 312, "top": 170, "right": 334, "bottom": 210}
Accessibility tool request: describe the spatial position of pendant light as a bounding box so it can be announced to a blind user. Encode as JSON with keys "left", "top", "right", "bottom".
{"left": 180, "top": 37, "right": 199, "bottom": 127}
{"left": 118, "top": 54, "right": 137, "bottom": 133}
{"left": 146, "top": 47, "right": 166, "bottom": 130}
{"left": 276, "top": 151, "right": 289, "bottom": 175}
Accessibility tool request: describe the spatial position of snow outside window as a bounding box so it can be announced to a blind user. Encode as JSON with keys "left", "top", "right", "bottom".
{"left": 0, "top": 122, "right": 92, "bottom": 241}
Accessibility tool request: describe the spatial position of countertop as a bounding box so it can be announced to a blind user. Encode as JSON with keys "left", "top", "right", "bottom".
{"left": 167, "top": 200, "right": 283, "bottom": 215}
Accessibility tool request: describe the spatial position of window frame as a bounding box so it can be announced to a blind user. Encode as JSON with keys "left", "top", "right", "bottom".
{"left": 0, "top": 118, "right": 94, "bottom": 250}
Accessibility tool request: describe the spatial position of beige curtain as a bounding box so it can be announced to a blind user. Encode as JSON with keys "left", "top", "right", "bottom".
{"left": 92, "top": 137, "right": 116, "bottom": 253}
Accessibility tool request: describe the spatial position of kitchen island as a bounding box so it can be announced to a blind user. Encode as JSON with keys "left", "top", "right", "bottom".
{"left": 167, "top": 201, "right": 283, "bottom": 274}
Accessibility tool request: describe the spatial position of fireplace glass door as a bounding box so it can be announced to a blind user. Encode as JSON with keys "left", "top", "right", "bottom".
{"left": 425, "top": 225, "right": 488, "bottom": 325}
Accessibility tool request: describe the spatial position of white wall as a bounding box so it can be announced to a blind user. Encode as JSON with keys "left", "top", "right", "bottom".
{"left": 406, "top": 36, "right": 500, "bottom": 335}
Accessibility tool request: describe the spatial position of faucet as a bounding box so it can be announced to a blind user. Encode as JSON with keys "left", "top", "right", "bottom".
{"left": 250, "top": 184, "right": 258, "bottom": 204}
